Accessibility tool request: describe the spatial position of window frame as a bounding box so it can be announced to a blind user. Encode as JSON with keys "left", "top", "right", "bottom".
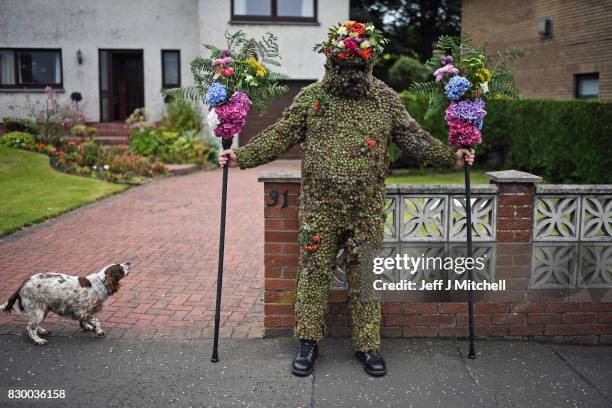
{"left": 161, "top": 49, "right": 181, "bottom": 89}
{"left": 231, "top": 0, "right": 318, "bottom": 23}
{"left": 0, "top": 48, "right": 63, "bottom": 89}
{"left": 575, "top": 73, "right": 599, "bottom": 100}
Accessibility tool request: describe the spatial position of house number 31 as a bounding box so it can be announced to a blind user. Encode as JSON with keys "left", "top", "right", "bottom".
{"left": 266, "top": 189, "right": 289, "bottom": 208}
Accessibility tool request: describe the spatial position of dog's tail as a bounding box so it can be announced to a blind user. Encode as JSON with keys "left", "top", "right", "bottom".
{"left": 0, "top": 288, "right": 24, "bottom": 314}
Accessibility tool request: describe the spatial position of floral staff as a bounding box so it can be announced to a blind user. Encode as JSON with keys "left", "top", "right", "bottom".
{"left": 164, "top": 30, "right": 287, "bottom": 363}
{"left": 411, "top": 35, "right": 521, "bottom": 359}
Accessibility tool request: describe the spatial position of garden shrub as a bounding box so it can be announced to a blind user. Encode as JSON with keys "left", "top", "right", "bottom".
{"left": 70, "top": 124, "right": 97, "bottom": 138}
{"left": 2, "top": 117, "right": 37, "bottom": 134}
{"left": 75, "top": 138, "right": 105, "bottom": 168}
{"left": 0, "top": 131, "right": 36, "bottom": 149}
{"left": 161, "top": 99, "right": 203, "bottom": 133}
{"left": 388, "top": 56, "right": 429, "bottom": 92}
{"left": 126, "top": 106, "right": 217, "bottom": 167}
{"left": 129, "top": 127, "right": 160, "bottom": 157}
{"left": 125, "top": 108, "right": 147, "bottom": 128}
{"left": 399, "top": 93, "right": 612, "bottom": 183}
{"left": 158, "top": 130, "right": 180, "bottom": 146}
{"left": 159, "top": 130, "right": 219, "bottom": 167}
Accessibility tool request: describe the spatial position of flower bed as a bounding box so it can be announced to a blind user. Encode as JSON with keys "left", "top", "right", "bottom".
{"left": 1, "top": 86, "right": 168, "bottom": 185}
{"left": 44, "top": 139, "right": 167, "bottom": 184}
{"left": 0, "top": 135, "right": 167, "bottom": 185}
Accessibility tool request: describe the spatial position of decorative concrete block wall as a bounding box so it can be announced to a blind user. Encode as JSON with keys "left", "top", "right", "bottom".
{"left": 259, "top": 170, "right": 612, "bottom": 344}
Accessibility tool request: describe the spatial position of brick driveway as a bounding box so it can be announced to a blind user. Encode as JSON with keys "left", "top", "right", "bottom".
{"left": 0, "top": 160, "right": 300, "bottom": 340}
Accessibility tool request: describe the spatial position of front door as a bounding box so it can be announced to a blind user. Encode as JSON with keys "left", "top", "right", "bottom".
{"left": 99, "top": 50, "right": 144, "bottom": 122}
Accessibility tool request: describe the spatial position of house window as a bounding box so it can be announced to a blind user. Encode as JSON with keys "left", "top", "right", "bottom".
{"left": 232, "top": 0, "right": 316, "bottom": 22}
{"left": 0, "top": 48, "right": 63, "bottom": 88}
{"left": 575, "top": 73, "right": 599, "bottom": 99}
{"left": 162, "top": 50, "right": 181, "bottom": 88}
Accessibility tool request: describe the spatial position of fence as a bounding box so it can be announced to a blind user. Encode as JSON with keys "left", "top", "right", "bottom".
{"left": 259, "top": 170, "right": 612, "bottom": 344}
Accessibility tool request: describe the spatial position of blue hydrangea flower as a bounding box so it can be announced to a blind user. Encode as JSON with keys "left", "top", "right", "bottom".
{"left": 206, "top": 82, "right": 227, "bottom": 107}
{"left": 444, "top": 76, "right": 471, "bottom": 101}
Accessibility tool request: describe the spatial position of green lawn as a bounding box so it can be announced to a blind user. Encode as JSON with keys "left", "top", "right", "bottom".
{"left": 386, "top": 169, "right": 489, "bottom": 184}
{"left": 0, "top": 146, "right": 128, "bottom": 236}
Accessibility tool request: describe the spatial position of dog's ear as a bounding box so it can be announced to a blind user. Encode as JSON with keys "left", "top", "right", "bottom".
{"left": 105, "top": 264, "right": 125, "bottom": 293}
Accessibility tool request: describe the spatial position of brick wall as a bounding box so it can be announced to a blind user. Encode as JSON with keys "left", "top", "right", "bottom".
{"left": 259, "top": 170, "right": 612, "bottom": 345}
{"left": 462, "top": 0, "right": 612, "bottom": 100}
{"left": 263, "top": 178, "right": 301, "bottom": 336}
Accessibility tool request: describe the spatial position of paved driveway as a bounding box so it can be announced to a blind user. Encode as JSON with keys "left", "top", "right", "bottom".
{"left": 0, "top": 160, "right": 300, "bottom": 340}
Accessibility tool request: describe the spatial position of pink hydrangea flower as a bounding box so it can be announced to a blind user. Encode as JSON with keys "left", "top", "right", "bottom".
{"left": 447, "top": 118, "right": 482, "bottom": 148}
{"left": 433, "top": 64, "right": 459, "bottom": 82}
{"left": 230, "top": 91, "right": 252, "bottom": 110}
{"left": 440, "top": 55, "right": 453, "bottom": 65}
{"left": 212, "top": 57, "right": 233, "bottom": 66}
{"left": 213, "top": 93, "right": 252, "bottom": 140}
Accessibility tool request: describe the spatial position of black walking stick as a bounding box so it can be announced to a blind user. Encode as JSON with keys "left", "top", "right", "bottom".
{"left": 211, "top": 138, "right": 233, "bottom": 363}
{"left": 463, "top": 147, "right": 476, "bottom": 359}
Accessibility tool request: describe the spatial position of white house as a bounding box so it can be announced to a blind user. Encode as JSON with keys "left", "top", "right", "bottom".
{"left": 0, "top": 0, "right": 348, "bottom": 152}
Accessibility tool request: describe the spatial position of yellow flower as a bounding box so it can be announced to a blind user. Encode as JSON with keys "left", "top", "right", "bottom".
{"left": 246, "top": 57, "right": 268, "bottom": 78}
{"left": 475, "top": 68, "right": 492, "bottom": 83}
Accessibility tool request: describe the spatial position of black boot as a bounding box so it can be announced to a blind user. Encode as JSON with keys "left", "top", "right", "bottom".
{"left": 291, "top": 340, "right": 318, "bottom": 376}
{"left": 355, "top": 350, "right": 386, "bottom": 377}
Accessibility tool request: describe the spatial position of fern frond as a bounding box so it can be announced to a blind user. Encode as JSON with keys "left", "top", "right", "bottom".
{"left": 424, "top": 93, "right": 447, "bottom": 120}
{"left": 162, "top": 86, "right": 206, "bottom": 102}
{"left": 489, "top": 77, "right": 521, "bottom": 99}
{"left": 408, "top": 81, "right": 441, "bottom": 97}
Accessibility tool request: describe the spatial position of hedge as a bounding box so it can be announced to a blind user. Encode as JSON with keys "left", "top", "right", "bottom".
{"left": 400, "top": 93, "right": 612, "bottom": 184}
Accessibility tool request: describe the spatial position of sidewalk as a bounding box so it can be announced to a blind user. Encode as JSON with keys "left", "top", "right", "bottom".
{"left": 1, "top": 335, "right": 610, "bottom": 407}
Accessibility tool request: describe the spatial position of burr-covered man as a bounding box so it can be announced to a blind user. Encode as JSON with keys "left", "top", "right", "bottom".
{"left": 219, "top": 21, "right": 474, "bottom": 377}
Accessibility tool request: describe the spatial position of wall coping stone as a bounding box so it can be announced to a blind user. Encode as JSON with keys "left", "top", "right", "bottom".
{"left": 258, "top": 170, "right": 301, "bottom": 183}
{"left": 536, "top": 184, "right": 612, "bottom": 194}
{"left": 386, "top": 184, "right": 498, "bottom": 194}
{"left": 259, "top": 171, "right": 498, "bottom": 194}
{"left": 486, "top": 170, "right": 542, "bottom": 183}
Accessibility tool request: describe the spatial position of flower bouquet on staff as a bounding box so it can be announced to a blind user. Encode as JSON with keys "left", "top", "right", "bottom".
{"left": 164, "top": 30, "right": 288, "bottom": 148}
{"left": 410, "top": 35, "right": 521, "bottom": 359}
{"left": 163, "top": 30, "right": 287, "bottom": 363}
{"left": 409, "top": 34, "right": 522, "bottom": 132}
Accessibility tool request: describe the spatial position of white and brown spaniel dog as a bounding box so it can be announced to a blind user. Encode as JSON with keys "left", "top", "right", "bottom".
{"left": 0, "top": 262, "right": 131, "bottom": 345}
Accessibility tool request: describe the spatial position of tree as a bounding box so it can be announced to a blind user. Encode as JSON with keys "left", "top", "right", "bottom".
{"left": 350, "top": 0, "right": 461, "bottom": 62}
